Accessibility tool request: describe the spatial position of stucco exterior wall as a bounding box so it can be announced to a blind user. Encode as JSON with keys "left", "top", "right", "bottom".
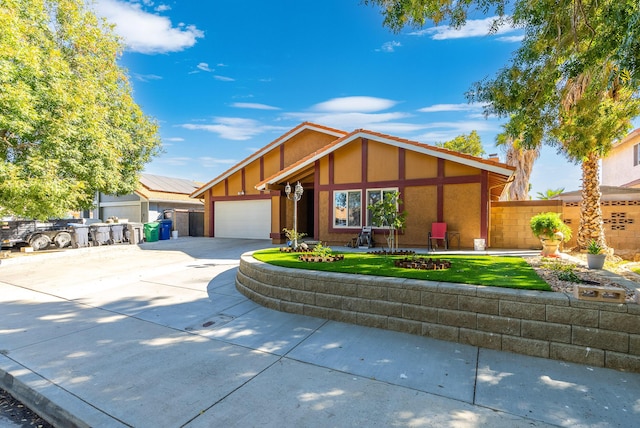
{"left": 445, "top": 161, "right": 478, "bottom": 177}
{"left": 227, "top": 171, "right": 243, "bottom": 196}
{"left": 444, "top": 183, "right": 481, "bottom": 248}
{"left": 319, "top": 157, "right": 329, "bottom": 186}
{"left": 283, "top": 131, "right": 337, "bottom": 166}
{"left": 333, "top": 140, "right": 362, "bottom": 184}
{"left": 368, "top": 141, "right": 398, "bottom": 182}
{"left": 244, "top": 162, "right": 262, "bottom": 196}
{"left": 402, "top": 186, "right": 438, "bottom": 247}
{"left": 602, "top": 132, "right": 640, "bottom": 188}
{"left": 405, "top": 151, "right": 437, "bottom": 179}
{"left": 263, "top": 150, "right": 280, "bottom": 179}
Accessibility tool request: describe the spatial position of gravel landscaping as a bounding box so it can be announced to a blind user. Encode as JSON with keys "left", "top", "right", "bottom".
{"left": 526, "top": 252, "right": 640, "bottom": 303}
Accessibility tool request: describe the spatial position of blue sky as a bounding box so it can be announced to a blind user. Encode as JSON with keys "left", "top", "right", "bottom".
{"left": 92, "top": 0, "right": 591, "bottom": 197}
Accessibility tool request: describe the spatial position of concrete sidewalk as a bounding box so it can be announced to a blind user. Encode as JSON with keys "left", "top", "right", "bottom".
{"left": 1, "top": 237, "right": 639, "bottom": 427}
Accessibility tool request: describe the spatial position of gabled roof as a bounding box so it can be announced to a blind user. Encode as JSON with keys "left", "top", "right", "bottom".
{"left": 137, "top": 173, "right": 204, "bottom": 204}
{"left": 140, "top": 173, "right": 202, "bottom": 194}
{"left": 190, "top": 122, "right": 347, "bottom": 198}
{"left": 255, "top": 128, "right": 516, "bottom": 190}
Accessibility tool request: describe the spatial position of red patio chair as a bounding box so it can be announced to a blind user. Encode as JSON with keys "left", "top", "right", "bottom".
{"left": 428, "top": 222, "right": 448, "bottom": 250}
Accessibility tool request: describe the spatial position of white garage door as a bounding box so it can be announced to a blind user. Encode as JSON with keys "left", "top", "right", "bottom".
{"left": 215, "top": 200, "right": 271, "bottom": 239}
{"left": 102, "top": 205, "right": 141, "bottom": 223}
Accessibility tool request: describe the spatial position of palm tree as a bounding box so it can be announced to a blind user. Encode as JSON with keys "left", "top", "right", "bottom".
{"left": 497, "top": 133, "right": 539, "bottom": 201}
{"left": 536, "top": 188, "right": 565, "bottom": 200}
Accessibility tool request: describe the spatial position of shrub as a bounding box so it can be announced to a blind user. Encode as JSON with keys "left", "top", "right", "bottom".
{"left": 530, "top": 212, "right": 572, "bottom": 242}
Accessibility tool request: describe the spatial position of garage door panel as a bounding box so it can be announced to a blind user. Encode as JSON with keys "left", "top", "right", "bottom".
{"left": 102, "top": 205, "right": 141, "bottom": 223}
{"left": 215, "top": 200, "right": 271, "bottom": 239}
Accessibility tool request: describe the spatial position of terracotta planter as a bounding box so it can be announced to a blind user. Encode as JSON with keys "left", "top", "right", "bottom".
{"left": 587, "top": 253, "right": 606, "bottom": 270}
{"left": 540, "top": 238, "right": 561, "bottom": 257}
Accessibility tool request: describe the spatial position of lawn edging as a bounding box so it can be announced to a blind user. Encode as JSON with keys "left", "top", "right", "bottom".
{"left": 237, "top": 252, "right": 640, "bottom": 373}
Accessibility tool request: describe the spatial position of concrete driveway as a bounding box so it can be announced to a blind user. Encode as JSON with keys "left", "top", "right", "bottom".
{"left": 1, "top": 237, "right": 639, "bottom": 427}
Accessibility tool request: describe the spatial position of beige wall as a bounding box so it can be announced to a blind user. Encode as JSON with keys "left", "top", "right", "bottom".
{"left": 490, "top": 201, "right": 563, "bottom": 249}
{"left": 333, "top": 140, "right": 362, "bottom": 184}
{"left": 402, "top": 186, "right": 437, "bottom": 247}
{"left": 444, "top": 183, "right": 481, "bottom": 248}
{"left": 490, "top": 200, "right": 640, "bottom": 255}
{"left": 368, "top": 141, "right": 398, "bottom": 182}
{"left": 405, "top": 151, "right": 438, "bottom": 179}
{"left": 283, "top": 130, "right": 337, "bottom": 166}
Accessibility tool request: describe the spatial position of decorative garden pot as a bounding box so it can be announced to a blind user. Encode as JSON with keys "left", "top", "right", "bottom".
{"left": 587, "top": 253, "right": 606, "bottom": 270}
{"left": 540, "top": 238, "right": 561, "bottom": 257}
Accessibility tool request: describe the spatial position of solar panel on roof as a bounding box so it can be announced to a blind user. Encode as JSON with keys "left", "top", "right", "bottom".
{"left": 140, "top": 174, "right": 200, "bottom": 194}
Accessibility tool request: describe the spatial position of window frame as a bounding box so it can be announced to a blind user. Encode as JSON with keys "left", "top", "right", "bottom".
{"left": 333, "top": 189, "right": 362, "bottom": 228}
{"left": 634, "top": 143, "right": 639, "bottom": 167}
{"left": 365, "top": 187, "right": 399, "bottom": 228}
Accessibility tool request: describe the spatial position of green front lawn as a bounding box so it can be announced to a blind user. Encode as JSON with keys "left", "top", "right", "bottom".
{"left": 253, "top": 248, "right": 551, "bottom": 291}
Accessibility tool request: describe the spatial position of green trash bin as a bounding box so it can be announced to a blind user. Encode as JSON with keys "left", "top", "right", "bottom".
{"left": 143, "top": 222, "right": 160, "bottom": 242}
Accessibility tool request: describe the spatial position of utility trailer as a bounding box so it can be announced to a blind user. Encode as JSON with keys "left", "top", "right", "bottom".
{"left": 1, "top": 219, "right": 84, "bottom": 251}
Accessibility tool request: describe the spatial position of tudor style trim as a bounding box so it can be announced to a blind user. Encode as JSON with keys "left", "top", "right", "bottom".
{"left": 255, "top": 129, "right": 514, "bottom": 191}
{"left": 190, "top": 122, "right": 346, "bottom": 199}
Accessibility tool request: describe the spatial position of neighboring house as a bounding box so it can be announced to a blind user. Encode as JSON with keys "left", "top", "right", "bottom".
{"left": 191, "top": 122, "right": 515, "bottom": 248}
{"left": 602, "top": 128, "right": 640, "bottom": 188}
{"left": 94, "top": 174, "right": 204, "bottom": 233}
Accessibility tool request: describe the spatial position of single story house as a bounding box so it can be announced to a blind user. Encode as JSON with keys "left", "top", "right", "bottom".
{"left": 93, "top": 173, "right": 204, "bottom": 236}
{"left": 191, "top": 122, "right": 515, "bottom": 248}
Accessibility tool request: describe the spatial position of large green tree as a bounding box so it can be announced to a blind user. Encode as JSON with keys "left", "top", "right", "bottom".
{"left": 435, "top": 130, "right": 485, "bottom": 157}
{"left": 0, "top": 0, "right": 161, "bottom": 219}
{"left": 365, "top": 0, "right": 640, "bottom": 250}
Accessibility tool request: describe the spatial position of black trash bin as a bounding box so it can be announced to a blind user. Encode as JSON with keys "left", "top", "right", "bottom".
{"left": 158, "top": 219, "right": 172, "bottom": 241}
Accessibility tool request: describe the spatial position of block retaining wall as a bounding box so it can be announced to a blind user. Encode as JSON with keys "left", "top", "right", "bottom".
{"left": 237, "top": 253, "right": 640, "bottom": 373}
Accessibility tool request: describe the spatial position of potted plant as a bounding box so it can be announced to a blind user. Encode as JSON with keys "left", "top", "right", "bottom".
{"left": 529, "top": 212, "right": 572, "bottom": 257}
{"left": 586, "top": 239, "right": 606, "bottom": 269}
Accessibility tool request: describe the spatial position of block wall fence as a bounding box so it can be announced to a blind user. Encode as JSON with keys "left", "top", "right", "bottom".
{"left": 237, "top": 254, "right": 640, "bottom": 373}
{"left": 490, "top": 200, "right": 640, "bottom": 256}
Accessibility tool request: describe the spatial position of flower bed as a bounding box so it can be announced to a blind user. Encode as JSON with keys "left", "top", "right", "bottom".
{"left": 393, "top": 257, "right": 451, "bottom": 270}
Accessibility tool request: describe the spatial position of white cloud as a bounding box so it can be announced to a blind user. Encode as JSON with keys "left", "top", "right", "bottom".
{"left": 164, "top": 137, "right": 184, "bottom": 142}
{"left": 377, "top": 41, "right": 401, "bottom": 53}
{"left": 94, "top": 0, "right": 203, "bottom": 54}
{"left": 284, "top": 111, "right": 412, "bottom": 132}
{"left": 232, "top": 103, "right": 281, "bottom": 111}
{"left": 214, "top": 75, "right": 235, "bottom": 82}
{"left": 181, "top": 118, "right": 284, "bottom": 141}
{"left": 496, "top": 35, "right": 525, "bottom": 43}
{"left": 199, "top": 157, "right": 237, "bottom": 168}
{"left": 158, "top": 157, "right": 191, "bottom": 166}
{"left": 197, "top": 63, "right": 213, "bottom": 72}
{"left": 155, "top": 4, "right": 171, "bottom": 12}
{"left": 312, "top": 96, "right": 398, "bottom": 113}
{"left": 418, "top": 102, "right": 487, "bottom": 113}
{"left": 132, "top": 73, "right": 163, "bottom": 82}
{"left": 409, "top": 16, "right": 518, "bottom": 41}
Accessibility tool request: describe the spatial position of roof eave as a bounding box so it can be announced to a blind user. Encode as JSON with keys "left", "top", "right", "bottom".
{"left": 256, "top": 130, "right": 515, "bottom": 189}
{"left": 191, "top": 122, "right": 347, "bottom": 198}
